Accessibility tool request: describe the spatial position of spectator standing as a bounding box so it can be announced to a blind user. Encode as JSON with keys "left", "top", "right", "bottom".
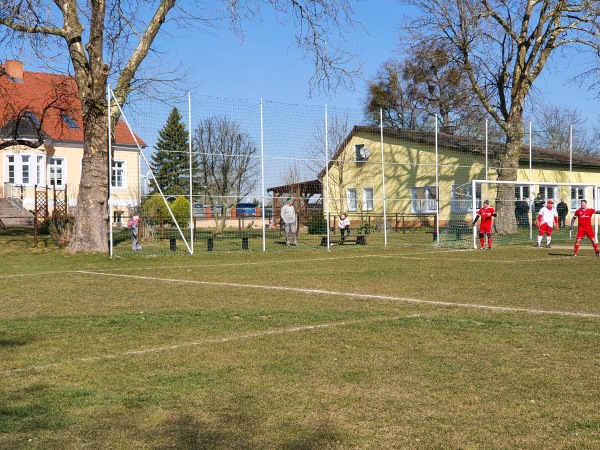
{"left": 556, "top": 198, "right": 568, "bottom": 229}
{"left": 570, "top": 199, "right": 600, "bottom": 257}
{"left": 472, "top": 200, "right": 497, "bottom": 250}
{"left": 536, "top": 200, "right": 558, "bottom": 248}
{"left": 281, "top": 198, "right": 297, "bottom": 246}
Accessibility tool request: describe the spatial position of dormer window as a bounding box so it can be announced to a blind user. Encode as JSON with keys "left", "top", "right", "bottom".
{"left": 22, "top": 111, "right": 40, "bottom": 126}
{"left": 61, "top": 114, "right": 80, "bottom": 129}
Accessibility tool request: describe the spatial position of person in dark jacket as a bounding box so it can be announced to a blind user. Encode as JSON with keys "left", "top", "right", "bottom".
{"left": 556, "top": 198, "right": 568, "bottom": 229}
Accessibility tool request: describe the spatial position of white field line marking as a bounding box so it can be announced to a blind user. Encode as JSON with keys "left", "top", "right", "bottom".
{"left": 0, "top": 316, "right": 403, "bottom": 376}
{"left": 0, "top": 271, "right": 73, "bottom": 279}
{"left": 87, "top": 249, "right": 473, "bottom": 273}
{"left": 76, "top": 270, "right": 600, "bottom": 319}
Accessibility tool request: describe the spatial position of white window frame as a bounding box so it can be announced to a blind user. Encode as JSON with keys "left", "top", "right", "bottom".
{"left": 514, "top": 185, "right": 531, "bottom": 202}
{"left": 36, "top": 155, "right": 46, "bottom": 185}
{"left": 6, "top": 155, "right": 15, "bottom": 184}
{"left": 537, "top": 186, "right": 557, "bottom": 204}
{"left": 451, "top": 184, "right": 482, "bottom": 213}
{"left": 4, "top": 153, "right": 43, "bottom": 186}
{"left": 346, "top": 188, "right": 358, "bottom": 212}
{"left": 571, "top": 186, "right": 587, "bottom": 210}
{"left": 111, "top": 160, "right": 126, "bottom": 189}
{"left": 49, "top": 157, "right": 65, "bottom": 187}
{"left": 362, "top": 187, "right": 374, "bottom": 211}
{"left": 354, "top": 144, "right": 365, "bottom": 162}
{"left": 411, "top": 186, "right": 438, "bottom": 213}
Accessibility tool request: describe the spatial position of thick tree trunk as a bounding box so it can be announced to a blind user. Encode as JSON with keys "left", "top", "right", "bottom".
{"left": 68, "top": 107, "right": 110, "bottom": 253}
{"left": 494, "top": 120, "right": 524, "bottom": 235}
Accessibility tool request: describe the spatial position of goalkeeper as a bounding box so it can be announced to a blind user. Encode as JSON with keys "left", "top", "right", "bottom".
{"left": 472, "top": 200, "right": 497, "bottom": 250}
{"left": 535, "top": 199, "right": 558, "bottom": 248}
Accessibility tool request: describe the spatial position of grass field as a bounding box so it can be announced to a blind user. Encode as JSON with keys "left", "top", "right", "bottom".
{"left": 1, "top": 231, "right": 599, "bottom": 449}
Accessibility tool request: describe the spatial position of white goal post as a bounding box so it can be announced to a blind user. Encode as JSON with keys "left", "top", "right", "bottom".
{"left": 469, "top": 179, "right": 599, "bottom": 249}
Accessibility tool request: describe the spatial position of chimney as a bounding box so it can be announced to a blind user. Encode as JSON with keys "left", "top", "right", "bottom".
{"left": 4, "top": 60, "right": 24, "bottom": 81}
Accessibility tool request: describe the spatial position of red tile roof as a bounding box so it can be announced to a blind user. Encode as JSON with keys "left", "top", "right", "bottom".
{"left": 0, "top": 63, "right": 145, "bottom": 147}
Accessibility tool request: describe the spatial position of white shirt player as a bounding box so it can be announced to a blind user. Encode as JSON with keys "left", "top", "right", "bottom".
{"left": 538, "top": 205, "right": 558, "bottom": 228}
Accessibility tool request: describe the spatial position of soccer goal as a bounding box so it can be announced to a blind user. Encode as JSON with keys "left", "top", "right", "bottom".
{"left": 439, "top": 180, "right": 598, "bottom": 249}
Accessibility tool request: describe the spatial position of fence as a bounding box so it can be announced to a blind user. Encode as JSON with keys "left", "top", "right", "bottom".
{"left": 106, "top": 92, "right": 600, "bottom": 255}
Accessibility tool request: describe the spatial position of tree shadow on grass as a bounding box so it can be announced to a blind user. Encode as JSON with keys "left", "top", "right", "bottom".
{"left": 154, "top": 411, "right": 344, "bottom": 450}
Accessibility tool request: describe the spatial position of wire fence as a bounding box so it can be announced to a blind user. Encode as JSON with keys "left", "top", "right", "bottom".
{"left": 105, "top": 92, "right": 600, "bottom": 256}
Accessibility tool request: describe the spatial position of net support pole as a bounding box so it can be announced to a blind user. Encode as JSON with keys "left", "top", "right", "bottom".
{"left": 108, "top": 85, "right": 114, "bottom": 258}
{"left": 325, "top": 105, "right": 330, "bottom": 250}
{"left": 380, "top": 109, "right": 388, "bottom": 247}
{"left": 260, "top": 100, "right": 266, "bottom": 252}
{"left": 529, "top": 122, "right": 533, "bottom": 241}
{"left": 188, "top": 92, "right": 194, "bottom": 255}
{"left": 435, "top": 115, "right": 439, "bottom": 244}
{"left": 569, "top": 125, "right": 573, "bottom": 184}
{"left": 472, "top": 179, "right": 477, "bottom": 249}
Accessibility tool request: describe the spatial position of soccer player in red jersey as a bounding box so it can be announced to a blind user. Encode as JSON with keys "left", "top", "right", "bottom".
{"left": 472, "top": 199, "right": 497, "bottom": 250}
{"left": 536, "top": 199, "right": 558, "bottom": 248}
{"left": 569, "top": 199, "right": 600, "bottom": 257}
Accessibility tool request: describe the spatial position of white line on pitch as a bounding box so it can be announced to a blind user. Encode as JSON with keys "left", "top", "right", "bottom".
{"left": 0, "top": 316, "right": 403, "bottom": 376}
{"left": 76, "top": 270, "right": 600, "bottom": 319}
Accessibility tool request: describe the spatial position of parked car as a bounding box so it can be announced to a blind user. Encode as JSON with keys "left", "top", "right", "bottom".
{"left": 235, "top": 202, "right": 258, "bottom": 217}
{"left": 193, "top": 204, "right": 223, "bottom": 218}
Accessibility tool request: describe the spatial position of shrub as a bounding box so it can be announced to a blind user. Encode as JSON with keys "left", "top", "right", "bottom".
{"left": 170, "top": 196, "right": 190, "bottom": 227}
{"left": 141, "top": 193, "right": 170, "bottom": 224}
{"left": 307, "top": 213, "right": 328, "bottom": 235}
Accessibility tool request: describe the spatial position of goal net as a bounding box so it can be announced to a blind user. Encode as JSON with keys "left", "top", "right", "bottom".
{"left": 439, "top": 180, "right": 598, "bottom": 249}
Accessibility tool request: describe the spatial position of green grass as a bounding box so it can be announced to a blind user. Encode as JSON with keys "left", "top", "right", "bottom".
{"left": 1, "top": 228, "right": 599, "bottom": 448}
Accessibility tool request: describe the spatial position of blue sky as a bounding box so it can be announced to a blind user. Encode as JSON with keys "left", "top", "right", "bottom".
{"left": 168, "top": 0, "right": 599, "bottom": 124}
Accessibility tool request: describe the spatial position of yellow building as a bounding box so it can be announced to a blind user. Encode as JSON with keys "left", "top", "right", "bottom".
{"left": 321, "top": 126, "right": 600, "bottom": 228}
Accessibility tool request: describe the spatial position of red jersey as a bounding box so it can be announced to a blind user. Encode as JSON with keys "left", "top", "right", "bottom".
{"left": 476, "top": 206, "right": 496, "bottom": 225}
{"left": 573, "top": 208, "right": 597, "bottom": 228}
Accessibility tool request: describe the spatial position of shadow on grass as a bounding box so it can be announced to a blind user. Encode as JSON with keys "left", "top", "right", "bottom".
{"left": 154, "top": 411, "right": 344, "bottom": 449}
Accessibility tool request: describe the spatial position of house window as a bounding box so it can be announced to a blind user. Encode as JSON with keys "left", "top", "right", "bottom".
{"left": 354, "top": 144, "right": 364, "bottom": 161}
{"left": 571, "top": 187, "right": 586, "bottom": 210}
{"left": 538, "top": 186, "right": 557, "bottom": 204}
{"left": 411, "top": 186, "right": 438, "bottom": 213}
{"left": 7, "top": 155, "right": 15, "bottom": 183}
{"left": 363, "top": 187, "right": 374, "bottom": 211}
{"left": 451, "top": 184, "right": 481, "bottom": 212}
{"left": 21, "top": 155, "right": 30, "bottom": 184}
{"left": 23, "top": 111, "right": 40, "bottom": 126}
{"left": 60, "top": 114, "right": 80, "bottom": 129}
{"left": 515, "top": 185, "right": 530, "bottom": 202}
{"left": 49, "top": 157, "right": 64, "bottom": 187}
{"left": 4, "top": 154, "right": 40, "bottom": 186}
{"left": 111, "top": 160, "right": 125, "bottom": 188}
{"left": 36, "top": 156, "right": 45, "bottom": 185}
{"left": 346, "top": 188, "right": 358, "bottom": 212}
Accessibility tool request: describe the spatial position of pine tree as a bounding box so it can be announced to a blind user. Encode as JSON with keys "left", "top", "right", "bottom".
{"left": 150, "top": 107, "right": 197, "bottom": 196}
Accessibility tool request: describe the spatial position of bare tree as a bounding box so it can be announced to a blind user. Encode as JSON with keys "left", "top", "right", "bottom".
{"left": 193, "top": 116, "right": 259, "bottom": 235}
{"left": 0, "top": 0, "right": 361, "bottom": 252}
{"left": 532, "top": 103, "right": 594, "bottom": 155}
{"left": 364, "top": 45, "right": 485, "bottom": 130}
{"left": 365, "top": 59, "right": 423, "bottom": 129}
{"left": 403, "top": 0, "right": 600, "bottom": 234}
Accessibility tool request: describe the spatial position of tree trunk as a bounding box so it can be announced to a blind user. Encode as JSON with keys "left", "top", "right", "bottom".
{"left": 68, "top": 107, "right": 110, "bottom": 253}
{"left": 494, "top": 120, "right": 523, "bottom": 235}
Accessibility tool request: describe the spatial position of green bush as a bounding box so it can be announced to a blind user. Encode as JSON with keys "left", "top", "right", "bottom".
{"left": 141, "top": 193, "right": 170, "bottom": 224}
{"left": 170, "top": 196, "right": 190, "bottom": 227}
{"left": 307, "top": 213, "right": 328, "bottom": 235}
